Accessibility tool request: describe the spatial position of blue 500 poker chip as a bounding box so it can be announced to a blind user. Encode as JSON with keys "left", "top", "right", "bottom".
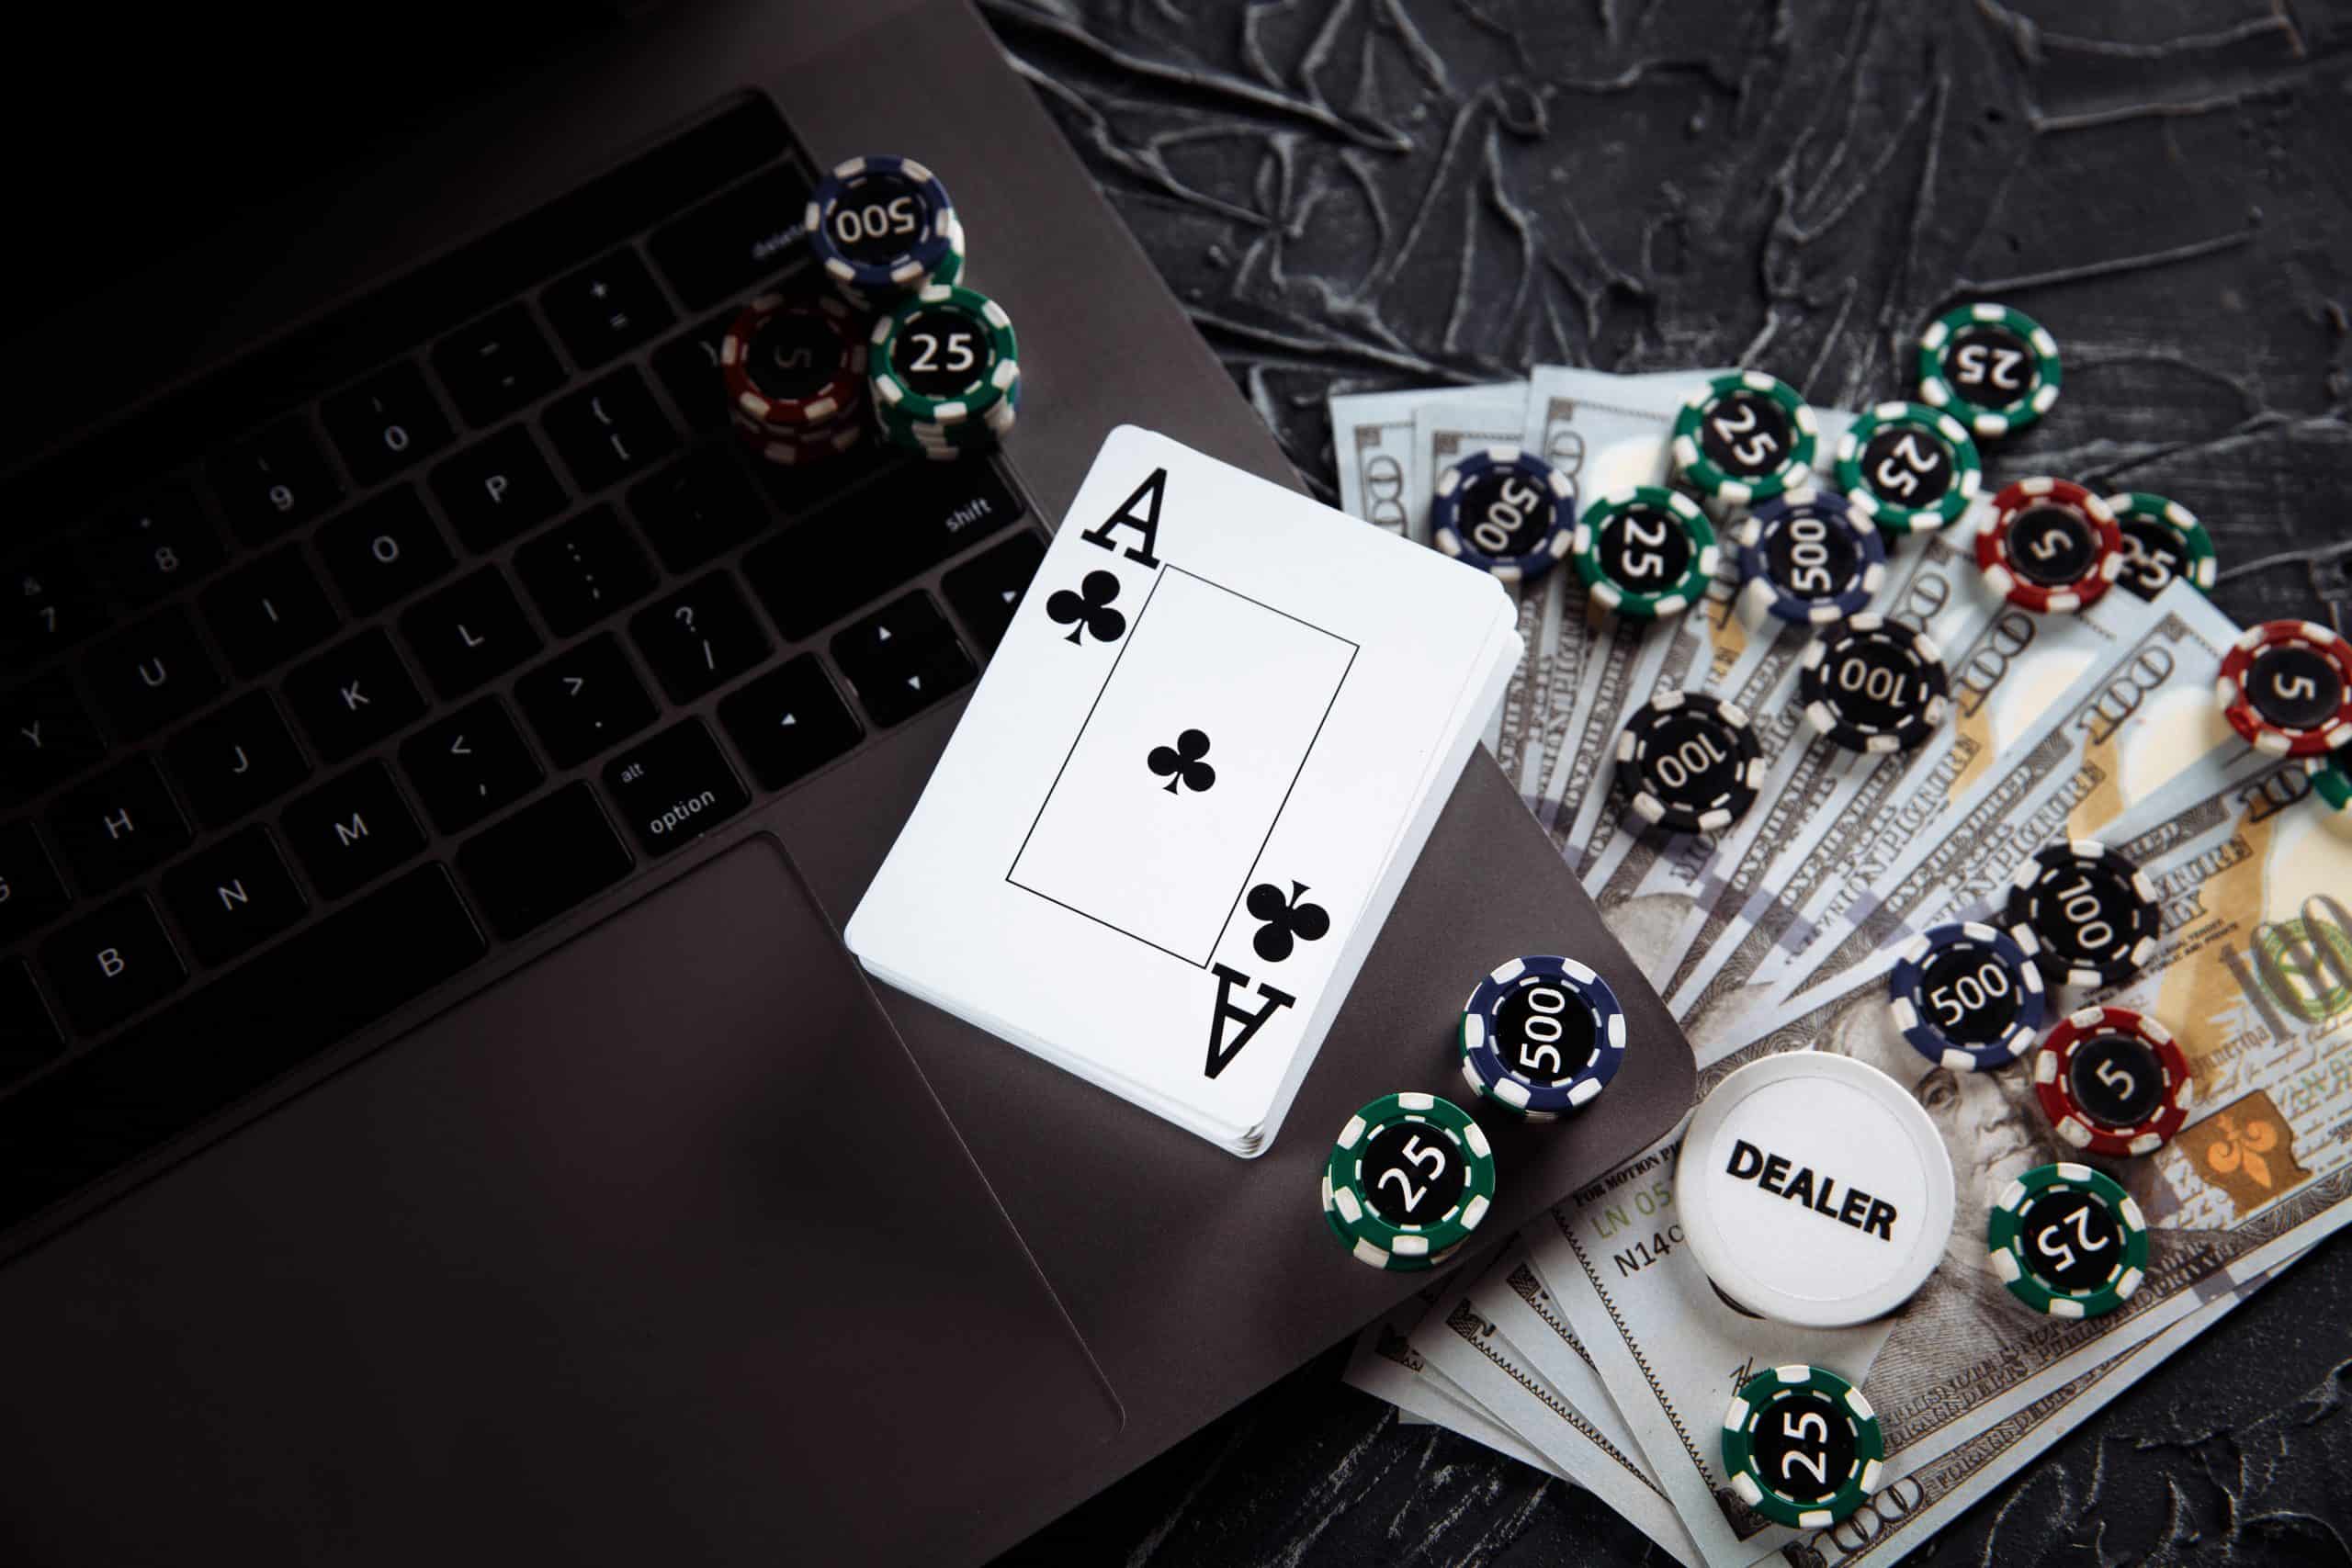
{"left": 1430, "top": 446, "right": 1577, "bottom": 582}
{"left": 1734, "top": 489, "right": 1886, "bottom": 628}
{"left": 1458, "top": 955, "right": 1627, "bottom": 1118}
{"left": 1887, "top": 921, "right": 2048, "bottom": 1072}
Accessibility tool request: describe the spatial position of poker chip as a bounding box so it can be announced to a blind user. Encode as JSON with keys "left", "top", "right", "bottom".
{"left": 1669, "top": 370, "right": 1819, "bottom": 504}
{"left": 1734, "top": 490, "right": 1886, "bottom": 627}
{"left": 1987, "top": 1161, "right": 2148, "bottom": 1320}
{"left": 1886, "top": 921, "right": 2048, "bottom": 1072}
{"left": 2005, "top": 840, "right": 2161, "bottom": 987}
{"left": 1457, "top": 955, "right": 1628, "bottom": 1119}
{"left": 802, "top": 153, "right": 957, "bottom": 302}
{"left": 2309, "top": 749, "right": 2352, "bottom": 840}
{"left": 1798, "top": 614, "right": 1951, "bottom": 754}
{"left": 2215, "top": 620, "right": 2352, "bottom": 759}
{"left": 2106, "top": 491, "right": 2217, "bottom": 601}
{"left": 1916, "top": 302, "right": 2062, "bottom": 437}
{"left": 1722, "top": 1364, "right": 1884, "bottom": 1528}
{"left": 1430, "top": 446, "right": 1577, "bottom": 582}
{"left": 2033, "top": 1005, "right": 2194, "bottom": 1157}
{"left": 1974, "top": 479, "right": 2124, "bottom": 615}
{"left": 1675, "top": 1052, "right": 1956, "bottom": 1327}
{"left": 1834, "top": 400, "right": 1983, "bottom": 535}
{"left": 1321, "top": 1167, "right": 1463, "bottom": 1272}
{"left": 869, "top": 282, "right": 1020, "bottom": 431}
{"left": 720, "top": 292, "right": 867, "bottom": 432}
{"left": 1612, "top": 692, "right": 1764, "bottom": 834}
{"left": 1325, "top": 1092, "right": 1497, "bottom": 1260}
{"left": 1570, "top": 487, "right": 1720, "bottom": 619}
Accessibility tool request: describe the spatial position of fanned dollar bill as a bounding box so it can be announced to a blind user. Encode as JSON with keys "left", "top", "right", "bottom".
{"left": 1341, "top": 1289, "right": 1567, "bottom": 1478}
{"left": 1668, "top": 558, "right": 2175, "bottom": 1048}
{"left": 1408, "top": 1245, "right": 1702, "bottom": 1563}
{"left": 1329, "top": 382, "right": 1523, "bottom": 543}
{"left": 1578, "top": 530, "right": 2001, "bottom": 998}
{"left": 1760, "top": 579, "right": 2257, "bottom": 1013}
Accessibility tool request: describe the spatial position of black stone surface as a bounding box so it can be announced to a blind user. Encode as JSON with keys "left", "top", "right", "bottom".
{"left": 978, "top": 3, "right": 2352, "bottom": 1563}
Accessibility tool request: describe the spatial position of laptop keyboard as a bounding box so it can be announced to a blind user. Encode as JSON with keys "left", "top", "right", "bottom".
{"left": 0, "top": 95, "right": 1043, "bottom": 1230}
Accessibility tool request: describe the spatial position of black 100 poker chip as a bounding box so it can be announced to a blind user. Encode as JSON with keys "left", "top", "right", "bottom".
{"left": 1613, "top": 692, "right": 1764, "bottom": 834}
{"left": 2005, "top": 840, "right": 2161, "bottom": 987}
{"left": 1798, "top": 614, "right": 1951, "bottom": 754}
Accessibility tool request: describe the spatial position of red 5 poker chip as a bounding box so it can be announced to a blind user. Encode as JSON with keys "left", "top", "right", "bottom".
{"left": 2215, "top": 620, "right": 2352, "bottom": 759}
{"left": 2032, "top": 1005, "right": 2193, "bottom": 1157}
{"left": 1974, "top": 479, "right": 2122, "bottom": 615}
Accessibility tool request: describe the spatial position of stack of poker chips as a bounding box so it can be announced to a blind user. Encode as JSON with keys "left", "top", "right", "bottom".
{"left": 797, "top": 153, "right": 1017, "bottom": 462}
{"left": 718, "top": 292, "right": 870, "bottom": 467}
{"left": 866, "top": 282, "right": 1022, "bottom": 461}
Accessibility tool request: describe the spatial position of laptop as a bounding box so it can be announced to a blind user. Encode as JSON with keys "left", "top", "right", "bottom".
{"left": 0, "top": 3, "right": 1694, "bottom": 1562}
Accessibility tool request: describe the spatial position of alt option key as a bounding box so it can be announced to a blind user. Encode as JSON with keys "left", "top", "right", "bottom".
{"left": 599, "top": 718, "right": 748, "bottom": 856}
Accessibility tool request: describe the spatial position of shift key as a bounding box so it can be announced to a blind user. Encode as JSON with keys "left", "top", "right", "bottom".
{"left": 601, "top": 718, "right": 749, "bottom": 856}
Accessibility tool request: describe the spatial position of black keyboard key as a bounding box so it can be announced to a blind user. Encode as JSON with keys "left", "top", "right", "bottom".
{"left": 629, "top": 572, "right": 770, "bottom": 702}
{"left": 163, "top": 691, "right": 310, "bottom": 829}
{"left": 0, "top": 960, "right": 63, "bottom": 1082}
{"left": 541, "top": 367, "right": 678, "bottom": 492}
{"left": 316, "top": 487, "right": 456, "bottom": 615}
{"left": 0, "top": 865, "right": 482, "bottom": 1231}
{"left": 283, "top": 761, "right": 424, "bottom": 900}
{"left": 718, "top": 656, "right": 863, "bottom": 791}
{"left": 321, "top": 360, "right": 456, "bottom": 486}
{"left": 0, "top": 822, "right": 70, "bottom": 946}
{"left": 514, "top": 635, "right": 657, "bottom": 767}
{"left": 48, "top": 757, "right": 189, "bottom": 893}
{"left": 0, "top": 675, "right": 107, "bottom": 802}
{"left": 541, "top": 248, "right": 674, "bottom": 367}
{"left": 161, "top": 826, "right": 307, "bottom": 967}
{"left": 399, "top": 568, "right": 542, "bottom": 700}
{"left": 200, "top": 547, "right": 337, "bottom": 679}
{"left": 399, "top": 698, "right": 542, "bottom": 834}
{"left": 650, "top": 315, "right": 737, "bottom": 433}
{"left": 648, "top": 164, "right": 812, "bottom": 310}
{"left": 744, "top": 459, "right": 1023, "bottom": 638}
{"left": 432, "top": 302, "right": 565, "bottom": 428}
{"left": 630, "top": 448, "right": 767, "bottom": 573}
{"left": 600, "top": 718, "right": 748, "bottom": 854}
{"left": 5, "top": 547, "right": 102, "bottom": 668}
{"left": 209, "top": 420, "right": 343, "bottom": 545}
{"left": 428, "top": 424, "right": 568, "bottom": 552}
{"left": 283, "top": 629, "right": 427, "bottom": 762}
{"left": 92, "top": 486, "right": 225, "bottom": 606}
{"left": 40, "top": 896, "right": 184, "bottom": 1036}
{"left": 84, "top": 607, "right": 223, "bottom": 739}
{"left": 513, "top": 505, "right": 657, "bottom": 635}
{"left": 457, "top": 784, "right": 631, "bottom": 940}
{"left": 943, "top": 530, "right": 1046, "bottom": 652}
{"left": 831, "top": 594, "right": 974, "bottom": 728}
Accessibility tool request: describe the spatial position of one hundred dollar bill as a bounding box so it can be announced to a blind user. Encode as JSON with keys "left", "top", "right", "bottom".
{"left": 1341, "top": 1288, "right": 1566, "bottom": 1478}
{"left": 1580, "top": 528, "right": 1999, "bottom": 998}
{"left": 1762, "top": 578, "right": 2259, "bottom": 1013}
{"left": 1409, "top": 1245, "right": 1702, "bottom": 1563}
{"left": 1329, "top": 382, "right": 1522, "bottom": 543}
{"left": 1666, "top": 556, "right": 2174, "bottom": 1047}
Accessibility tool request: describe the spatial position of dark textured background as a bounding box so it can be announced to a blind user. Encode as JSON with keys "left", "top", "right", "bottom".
{"left": 979, "top": 2, "right": 2352, "bottom": 1563}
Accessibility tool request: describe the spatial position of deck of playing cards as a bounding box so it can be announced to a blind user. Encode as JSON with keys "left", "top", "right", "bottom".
{"left": 847, "top": 427, "right": 1521, "bottom": 1155}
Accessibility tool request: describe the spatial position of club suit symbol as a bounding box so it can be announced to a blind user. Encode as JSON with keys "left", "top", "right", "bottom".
{"left": 1045, "top": 570, "right": 1127, "bottom": 646}
{"left": 1246, "top": 881, "right": 1329, "bottom": 962}
{"left": 1147, "top": 728, "right": 1216, "bottom": 795}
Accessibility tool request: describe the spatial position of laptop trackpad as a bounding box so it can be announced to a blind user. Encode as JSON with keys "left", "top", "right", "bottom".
{"left": 0, "top": 835, "right": 1118, "bottom": 1565}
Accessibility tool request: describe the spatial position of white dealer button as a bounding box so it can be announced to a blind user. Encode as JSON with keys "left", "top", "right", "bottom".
{"left": 1675, "top": 1051, "right": 1955, "bottom": 1327}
